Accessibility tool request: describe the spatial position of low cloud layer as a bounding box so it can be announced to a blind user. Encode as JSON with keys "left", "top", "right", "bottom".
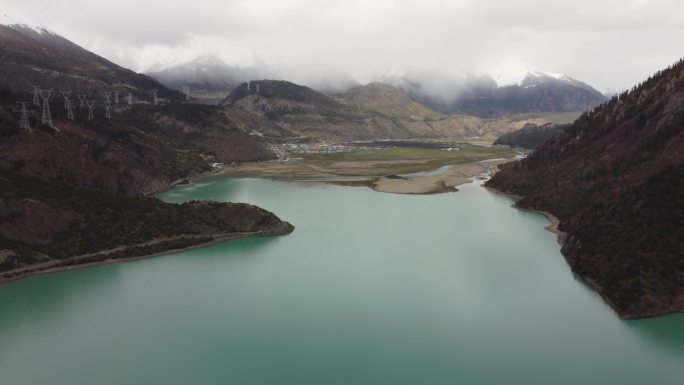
{"left": 4, "top": 0, "right": 684, "bottom": 92}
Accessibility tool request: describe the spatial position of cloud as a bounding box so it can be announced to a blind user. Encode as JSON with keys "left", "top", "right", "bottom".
{"left": 3, "top": 0, "right": 683, "bottom": 92}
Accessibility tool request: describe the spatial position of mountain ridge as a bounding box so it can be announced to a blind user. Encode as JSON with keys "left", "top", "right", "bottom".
{"left": 486, "top": 58, "right": 684, "bottom": 319}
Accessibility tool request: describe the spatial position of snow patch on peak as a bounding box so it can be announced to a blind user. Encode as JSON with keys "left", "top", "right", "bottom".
{"left": 488, "top": 59, "right": 576, "bottom": 88}
{"left": 490, "top": 59, "right": 538, "bottom": 87}
{"left": 191, "top": 55, "right": 228, "bottom": 68}
{"left": 547, "top": 72, "right": 572, "bottom": 81}
{"left": 1, "top": 14, "right": 52, "bottom": 35}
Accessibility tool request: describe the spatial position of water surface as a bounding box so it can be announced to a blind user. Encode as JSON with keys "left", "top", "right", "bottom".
{"left": 0, "top": 177, "right": 682, "bottom": 385}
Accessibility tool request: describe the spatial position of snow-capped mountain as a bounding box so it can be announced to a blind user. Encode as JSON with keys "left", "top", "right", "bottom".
{"left": 146, "top": 55, "right": 269, "bottom": 96}
{"left": 1, "top": 13, "right": 50, "bottom": 34}
{"left": 379, "top": 65, "right": 605, "bottom": 117}
{"left": 0, "top": 16, "right": 179, "bottom": 100}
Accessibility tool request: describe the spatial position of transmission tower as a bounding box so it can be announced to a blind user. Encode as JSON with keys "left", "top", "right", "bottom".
{"left": 247, "top": 81, "right": 251, "bottom": 92}
{"left": 77, "top": 94, "right": 86, "bottom": 107}
{"left": 86, "top": 100, "right": 95, "bottom": 120}
{"left": 16, "top": 102, "right": 30, "bottom": 130}
{"left": 103, "top": 91, "right": 111, "bottom": 104}
{"left": 61, "top": 91, "right": 71, "bottom": 108}
{"left": 32, "top": 86, "right": 41, "bottom": 106}
{"left": 40, "top": 89, "right": 53, "bottom": 128}
{"left": 103, "top": 99, "right": 111, "bottom": 119}
{"left": 152, "top": 89, "right": 158, "bottom": 105}
{"left": 114, "top": 91, "right": 119, "bottom": 104}
{"left": 255, "top": 82, "right": 260, "bottom": 94}
{"left": 127, "top": 92, "right": 133, "bottom": 105}
{"left": 66, "top": 99, "right": 74, "bottom": 120}
{"left": 181, "top": 85, "right": 190, "bottom": 99}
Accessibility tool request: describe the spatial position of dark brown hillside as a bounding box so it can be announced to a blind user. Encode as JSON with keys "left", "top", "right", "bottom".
{"left": 486, "top": 58, "right": 684, "bottom": 319}
{"left": 0, "top": 173, "right": 293, "bottom": 281}
{"left": 0, "top": 93, "right": 274, "bottom": 197}
{"left": 0, "top": 24, "right": 179, "bottom": 101}
{"left": 0, "top": 23, "right": 291, "bottom": 280}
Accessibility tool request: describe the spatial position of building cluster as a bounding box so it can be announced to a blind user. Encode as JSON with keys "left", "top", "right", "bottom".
{"left": 271, "top": 142, "right": 354, "bottom": 156}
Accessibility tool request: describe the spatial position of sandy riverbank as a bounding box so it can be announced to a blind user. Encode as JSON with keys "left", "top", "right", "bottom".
{"left": 217, "top": 151, "right": 514, "bottom": 195}
{"left": 325, "top": 161, "right": 505, "bottom": 194}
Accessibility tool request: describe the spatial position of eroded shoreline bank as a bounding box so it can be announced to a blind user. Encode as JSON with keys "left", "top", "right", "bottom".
{"left": 0, "top": 222, "right": 294, "bottom": 285}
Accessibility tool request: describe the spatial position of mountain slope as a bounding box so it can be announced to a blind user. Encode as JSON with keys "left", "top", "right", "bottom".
{"left": 0, "top": 22, "right": 290, "bottom": 279}
{"left": 486, "top": 59, "right": 684, "bottom": 318}
{"left": 224, "top": 80, "right": 413, "bottom": 141}
{"left": 0, "top": 23, "right": 275, "bottom": 195}
{"left": 0, "top": 24, "right": 179, "bottom": 101}
{"left": 493, "top": 123, "right": 567, "bottom": 149}
{"left": 337, "top": 82, "right": 444, "bottom": 120}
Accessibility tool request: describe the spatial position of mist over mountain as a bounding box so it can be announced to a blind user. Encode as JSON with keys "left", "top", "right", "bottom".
{"left": 145, "top": 53, "right": 605, "bottom": 117}
{"left": 146, "top": 55, "right": 270, "bottom": 96}
{"left": 379, "top": 67, "right": 606, "bottom": 117}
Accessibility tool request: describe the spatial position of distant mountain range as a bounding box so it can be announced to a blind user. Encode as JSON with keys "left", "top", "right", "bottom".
{"left": 486, "top": 58, "right": 684, "bottom": 319}
{"left": 145, "top": 55, "right": 605, "bottom": 118}
{"left": 380, "top": 69, "right": 606, "bottom": 117}
{"left": 146, "top": 55, "right": 360, "bottom": 99}
{"left": 222, "top": 79, "right": 575, "bottom": 142}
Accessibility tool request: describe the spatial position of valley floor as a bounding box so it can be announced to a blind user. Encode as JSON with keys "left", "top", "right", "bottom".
{"left": 217, "top": 143, "right": 516, "bottom": 194}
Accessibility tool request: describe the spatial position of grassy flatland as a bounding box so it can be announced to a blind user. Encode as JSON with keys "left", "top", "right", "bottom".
{"left": 221, "top": 144, "right": 515, "bottom": 178}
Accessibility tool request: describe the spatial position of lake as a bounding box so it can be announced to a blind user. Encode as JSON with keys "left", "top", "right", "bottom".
{"left": 0, "top": 177, "right": 682, "bottom": 385}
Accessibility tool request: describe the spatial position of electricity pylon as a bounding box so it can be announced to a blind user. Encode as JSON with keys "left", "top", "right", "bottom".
{"left": 40, "top": 89, "right": 53, "bottom": 128}
{"left": 16, "top": 102, "right": 30, "bottom": 130}
{"left": 86, "top": 100, "right": 95, "bottom": 120}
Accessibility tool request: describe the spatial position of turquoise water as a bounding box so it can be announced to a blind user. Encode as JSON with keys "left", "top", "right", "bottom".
{"left": 0, "top": 177, "right": 682, "bottom": 385}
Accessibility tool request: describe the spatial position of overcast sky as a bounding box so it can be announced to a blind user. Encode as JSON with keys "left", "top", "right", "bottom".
{"left": 4, "top": 0, "right": 683, "bottom": 92}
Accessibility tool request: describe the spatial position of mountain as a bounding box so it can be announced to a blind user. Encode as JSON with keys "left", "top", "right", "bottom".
{"left": 493, "top": 123, "right": 567, "bottom": 149}
{"left": 224, "top": 80, "right": 576, "bottom": 141}
{"left": 146, "top": 55, "right": 267, "bottom": 97}
{"left": 0, "top": 23, "right": 180, "bottom": 101}
{"left": 223, "top": 80, "right": 412, "bottom": 141}
{"left": 0, "top": 22, "right": 291, "bottom": 280}
{"left": 381, "top": 69, "right": 606, "bottom": 118}
{"left": 485, "top": 59, "right": 684, "bottom": 319}
{"left": 337, "top": 82, "right": 444, "bottom": 121}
